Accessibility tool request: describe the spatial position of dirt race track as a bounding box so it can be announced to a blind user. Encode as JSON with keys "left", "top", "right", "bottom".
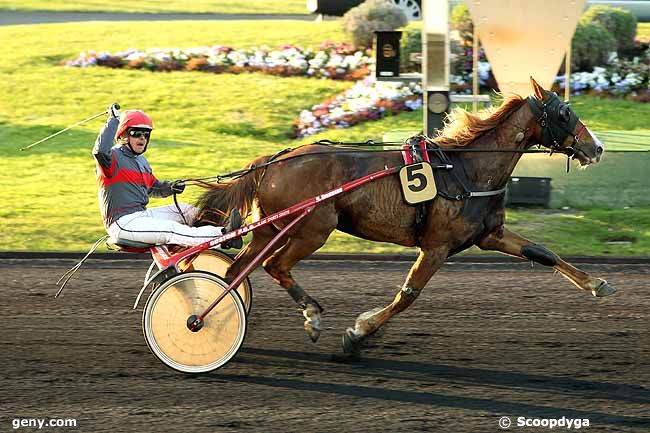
{"left": 1, "top": 258, "right": 649, "bottom": 432}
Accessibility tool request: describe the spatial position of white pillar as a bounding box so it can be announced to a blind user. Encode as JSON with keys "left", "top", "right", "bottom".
{"left": 422, "top": 0, "right": 450, "bottom": 136}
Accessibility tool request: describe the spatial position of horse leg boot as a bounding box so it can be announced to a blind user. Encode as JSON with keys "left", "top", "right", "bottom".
{"left": 478, "top": 226, "right": 617, "bottom": 297}
{"left": 284, "top": 278, "right": 324, "bottom": 342}
{"left": 342, "top": 247, "right": 448, "bottom": 356}
{"left": 262, "top": 223, "right": 336, "bottom": 343}
{"left": 264, "top": 261, "right": 324, "bottom": 342}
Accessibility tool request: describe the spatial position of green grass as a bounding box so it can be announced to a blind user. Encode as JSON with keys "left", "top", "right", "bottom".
{"left": 384, "top": 97, "right": 650, "bottom": 150}
{"left": 0, "top": 0, "right": 308, "bottom": 14}
{"left": 318, "top": 207, "right": 650, "bottom": 256}
{"left": 1, "top": 20, "right": 649, "bottom": 255}
{"left": 504, "top": 208, "right": 650, "bottom": 256}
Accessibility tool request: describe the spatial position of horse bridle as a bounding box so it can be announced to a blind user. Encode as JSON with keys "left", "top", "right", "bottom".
{"left": 527, "top": 94, "right": 588, "bottom": 158}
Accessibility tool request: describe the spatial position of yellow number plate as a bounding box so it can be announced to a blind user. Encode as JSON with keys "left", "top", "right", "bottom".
{"left": 399, "top": 162, "right": 437, "bottom": 205}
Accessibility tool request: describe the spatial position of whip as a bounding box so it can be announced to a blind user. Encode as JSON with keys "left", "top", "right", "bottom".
{"left": 20, "top": 103, "right": 120, "bottom": 151}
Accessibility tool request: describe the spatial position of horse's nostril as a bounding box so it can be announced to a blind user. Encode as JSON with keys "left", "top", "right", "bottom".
{"left": 596, "top": 146, "right": 603, "bottom": 155}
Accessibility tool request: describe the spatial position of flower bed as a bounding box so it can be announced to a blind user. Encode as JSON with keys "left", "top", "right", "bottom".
{"left": 449, "top": 45, "right": 495, "bottom": 94}
{"left": 65, "top": 42, "right": 372, "bottom": 81}
{"left": 555, "top": 48, "right": 650, "bottom": 101}
{"left": 293, "top": 77, "right": 422, "bottom": 138}
{"left": 293, "top": 46, "right": 648, "bottom": 137}
{"left": 65, "top": 40, "right": 648, "bottom": 137}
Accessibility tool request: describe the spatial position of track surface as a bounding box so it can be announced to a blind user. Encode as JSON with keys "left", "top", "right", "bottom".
{"left": 1, "top": 259, "right": 649, "bottom": 432}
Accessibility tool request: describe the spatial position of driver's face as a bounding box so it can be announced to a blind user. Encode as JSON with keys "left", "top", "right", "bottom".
{"left": 128, "top": 134, "right": 148, "bottom": 154}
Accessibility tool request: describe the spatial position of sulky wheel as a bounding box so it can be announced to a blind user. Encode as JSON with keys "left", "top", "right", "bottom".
{"left": 187, "top": 250, "right": 252, "bottom": 313}
{"left": 142, "top": 271, "right": 247, "bottom": 374}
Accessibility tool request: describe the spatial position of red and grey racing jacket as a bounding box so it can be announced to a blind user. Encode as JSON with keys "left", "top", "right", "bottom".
{"left": 93, "top": 117, "right": 173, "bottom": 228}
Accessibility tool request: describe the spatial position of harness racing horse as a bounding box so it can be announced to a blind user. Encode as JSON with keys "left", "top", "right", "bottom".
{"left": 196, "top": 77, "right": 616, "bottom": 356}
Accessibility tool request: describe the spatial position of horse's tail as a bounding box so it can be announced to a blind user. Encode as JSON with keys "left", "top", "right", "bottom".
{"left": 194, "top": 154, "right": 272, "bottom": 226}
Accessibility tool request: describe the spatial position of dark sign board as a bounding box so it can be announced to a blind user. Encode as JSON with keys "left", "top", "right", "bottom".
{"left": 375, "top": 31, "right": 402, "bottom": 78}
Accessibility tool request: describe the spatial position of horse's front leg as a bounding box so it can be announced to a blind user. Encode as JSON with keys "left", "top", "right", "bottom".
{"left": 342, "top": 246, "right": 449, "bottom": 356}
{"left": 477, "top": 226, "right": 617, "bottom": 297}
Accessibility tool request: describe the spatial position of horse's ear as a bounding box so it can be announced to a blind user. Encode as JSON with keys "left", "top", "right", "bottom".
{"left": 530, "top": 76, "right": 549, "bottom": 101}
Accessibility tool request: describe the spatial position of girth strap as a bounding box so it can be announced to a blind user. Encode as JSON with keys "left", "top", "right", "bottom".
{"left": 466, "top": 186, "right": 508, "bottom": 197}
{"left": 402, "top": 138, "right": 431, "bottom": 246}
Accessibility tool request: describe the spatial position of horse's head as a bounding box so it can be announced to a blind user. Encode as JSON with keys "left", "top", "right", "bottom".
{"left": 528, "top": 77, "right": 604, "bottom": 167}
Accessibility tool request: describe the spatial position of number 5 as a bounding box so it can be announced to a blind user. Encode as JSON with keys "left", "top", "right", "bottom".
{"left": 399, "top": 163, "right": 437, "bottom": 204}
{"left": 406, "top": 164, "right": 428, "bottom": 192}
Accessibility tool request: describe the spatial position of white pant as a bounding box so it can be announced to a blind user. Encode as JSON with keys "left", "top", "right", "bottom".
{"left": 107, "top": 203, "right": 224, "bottom": 247}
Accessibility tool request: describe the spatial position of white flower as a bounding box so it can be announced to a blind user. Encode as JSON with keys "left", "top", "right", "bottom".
{"left": 299, "top": 110, "right": 317, "bottom": 123}
{"left": 326, "top": 54, "right": 344, "bottom": 68}
{"left": 405, "top": 99, "right": 422, "bottom": 110}
{"left": 607, "top": 51, "right": 619, "bottom": 64}
{"left": 294, "top": 76, "right": 426, "bottom": 137}
{"left": 477, "top": 61, "right": 491, "bottom": 81}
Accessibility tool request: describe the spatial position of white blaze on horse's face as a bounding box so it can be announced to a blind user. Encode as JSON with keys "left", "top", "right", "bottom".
{"left": 573, "top": 125, "right": 605, "bottom": 167}
{"left": 590, "top": 127, "right": 605, "bottom": 163}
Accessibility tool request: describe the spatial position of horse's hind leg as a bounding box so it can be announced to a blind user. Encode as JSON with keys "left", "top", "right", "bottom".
{"left": 225, "top": 223, "right": 286, "bottom": 283}
{"left": 478, "top": 226, "right": 617, "bottom": 297}
{"left": 343, "top": 246, "right": 448, "bottom": 356}
{"left": 263, "top": 211, "right": 337, "bottom": 342}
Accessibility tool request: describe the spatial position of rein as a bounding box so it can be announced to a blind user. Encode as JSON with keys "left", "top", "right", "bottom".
{"left": 182, "top": 94, "right": 584, "bottom": 188}
{"left": 179, "top": 142, "right": 560, "bottom": 185}
{"left": 179, "top": 139, "right": 544, "bottom": 203}
{"left": 316, "top": 139, "right": 562, "bottom": 152}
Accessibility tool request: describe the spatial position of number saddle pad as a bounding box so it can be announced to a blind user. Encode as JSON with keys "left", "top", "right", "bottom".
{"left": 398, "top": 139, "right": 477, "bottom": 203}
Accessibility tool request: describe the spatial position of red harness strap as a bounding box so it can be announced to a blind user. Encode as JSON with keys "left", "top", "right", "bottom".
{"left": 574, "top": 122, "right": 588, "bottom": 143}
{"left": 401, "top": 139, "right": 431, "bottom": 165}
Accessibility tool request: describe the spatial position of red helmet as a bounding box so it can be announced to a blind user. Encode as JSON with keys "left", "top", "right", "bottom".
{"left": 115, "top": 110, "right": 154, "bottom": 139}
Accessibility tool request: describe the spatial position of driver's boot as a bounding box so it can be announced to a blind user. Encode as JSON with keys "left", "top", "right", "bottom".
{"left": 220, "top": 208, "right": 243, "bottom": 250}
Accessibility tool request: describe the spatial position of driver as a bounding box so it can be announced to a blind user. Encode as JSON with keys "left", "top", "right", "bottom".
{"left": 92, "top": 104, "right": 242, "bottom": 248}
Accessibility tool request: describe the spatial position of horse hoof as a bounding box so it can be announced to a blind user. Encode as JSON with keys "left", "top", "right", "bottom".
{"left": 302, "top": 304, "right": 322, "bottom": 343}
{"left": 592, "top": 280, "right": 617, "bottom": 298}
{"left": 304, "top": 321, "right": 321, "bottom": 343}
{"left": 342, "top": 328, "right": 362, "bottom": 355}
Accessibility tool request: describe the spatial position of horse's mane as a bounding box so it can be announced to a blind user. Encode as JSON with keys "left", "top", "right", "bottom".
{"left": 434, "top": 94, "right": 526, "bottom": 148}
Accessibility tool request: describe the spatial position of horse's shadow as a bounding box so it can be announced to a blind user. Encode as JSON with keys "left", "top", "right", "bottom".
{"left": 196, "top": 347, "right": 650, "bottom": 429}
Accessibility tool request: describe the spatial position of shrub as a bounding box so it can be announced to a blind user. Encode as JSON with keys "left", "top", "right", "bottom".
{"left": 399, "top": 21, "right": 421, "bottom": 72}
{"left": 450, "top": 3, "right": 473, "bottom": 46}
{"left": 581, "top": 5, "right": 637, "bottom": 52}
{"left": 342, "top": 0, "right": 408, "bottom": 49}
{"left": 571, "top": 21, "right": 617, "bottom": 71}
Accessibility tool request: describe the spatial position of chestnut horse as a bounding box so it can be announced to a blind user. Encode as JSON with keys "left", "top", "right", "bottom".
{"left": 196, "top": 78, "right": 616, "bottom": 356}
